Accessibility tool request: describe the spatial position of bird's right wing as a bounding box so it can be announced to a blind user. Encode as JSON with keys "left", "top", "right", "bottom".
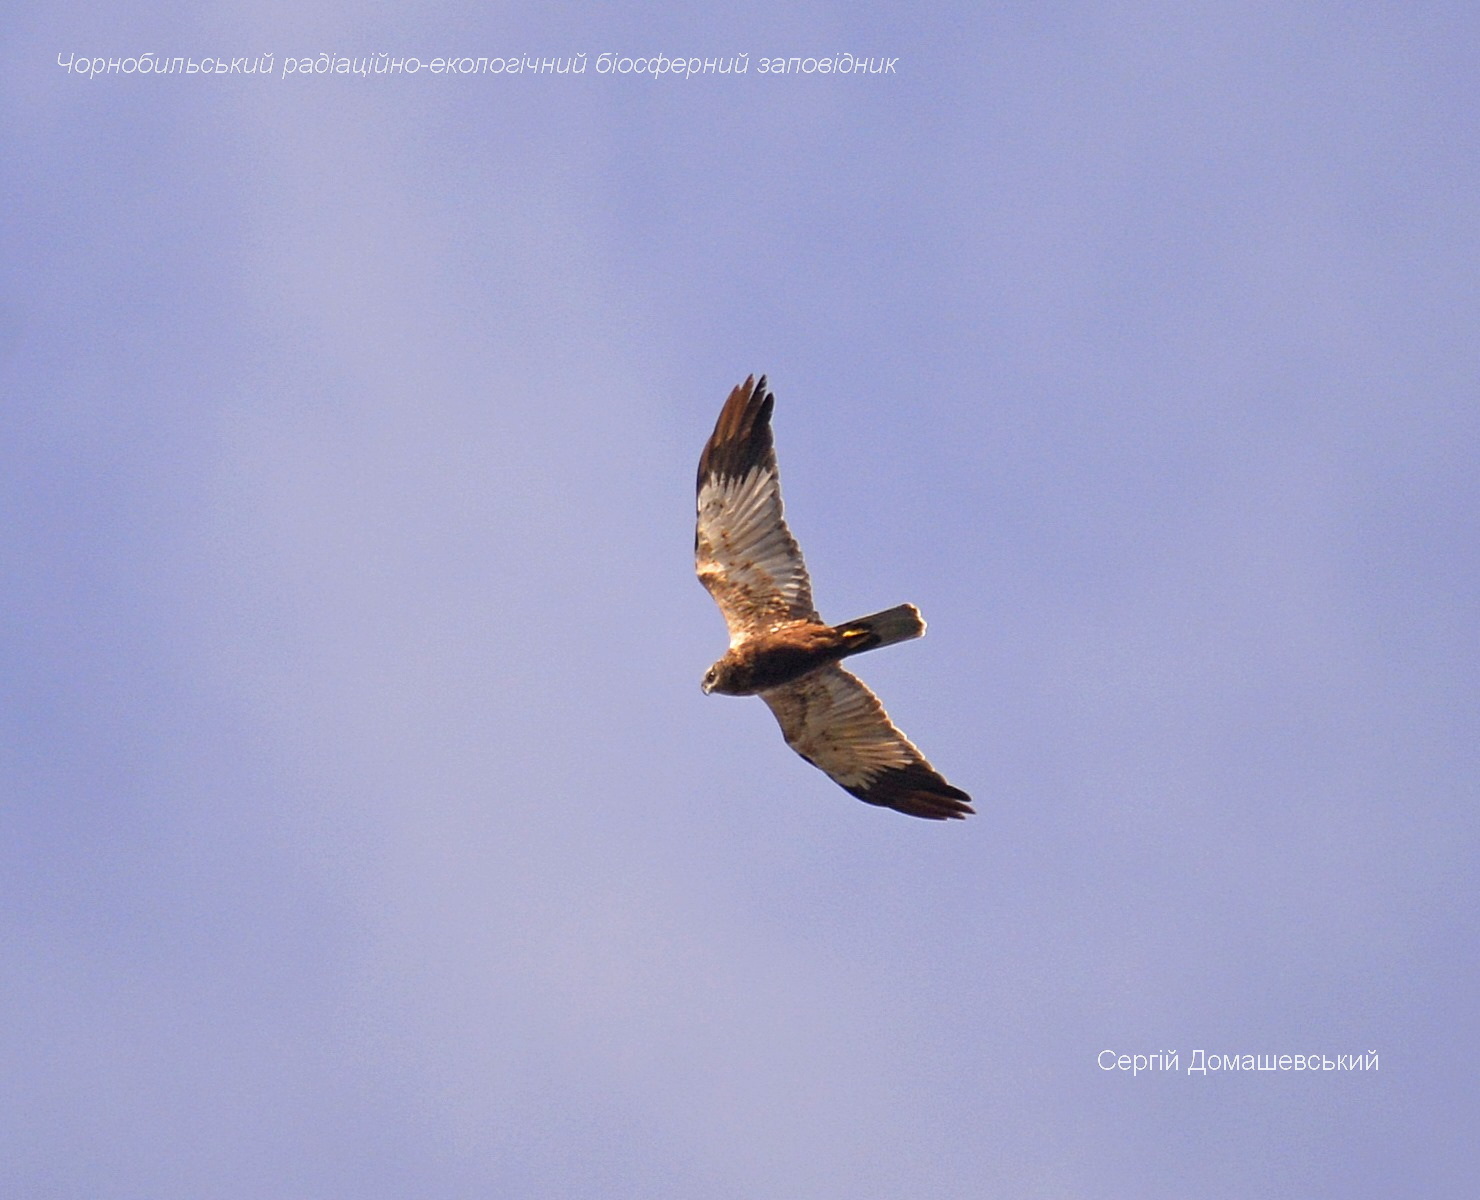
{"left": 761, "top": 665, "right": 973, "bottom": 820}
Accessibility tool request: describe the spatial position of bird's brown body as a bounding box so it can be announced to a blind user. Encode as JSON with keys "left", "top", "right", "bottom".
{"left": 703, "top": 605, "right": 925, "bottom": 696}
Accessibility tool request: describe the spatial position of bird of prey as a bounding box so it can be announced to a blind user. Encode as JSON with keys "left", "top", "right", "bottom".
{"left": 696, "top": 375, "right": 973, "bottom": 820}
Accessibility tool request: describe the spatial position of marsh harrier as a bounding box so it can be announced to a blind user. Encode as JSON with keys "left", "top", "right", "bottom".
{"left": 696, "top": 375, "right": 973, "bottom": 820}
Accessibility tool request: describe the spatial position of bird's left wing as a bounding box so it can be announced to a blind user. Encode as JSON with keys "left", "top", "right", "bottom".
{"left": 761, "top": 665, "right": 974, "bottom": 820}
{"left": 696, "top": 375, "right": 817, "bottom": 642}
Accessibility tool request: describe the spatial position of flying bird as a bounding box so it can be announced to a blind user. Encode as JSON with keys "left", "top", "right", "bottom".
{"left": 696, "top": 375, "right": 973, "bottom": 820}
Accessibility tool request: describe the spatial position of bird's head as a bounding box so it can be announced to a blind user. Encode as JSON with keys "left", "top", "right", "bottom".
{"left": 701, "top": 663, "right": 722, "bottom": 695}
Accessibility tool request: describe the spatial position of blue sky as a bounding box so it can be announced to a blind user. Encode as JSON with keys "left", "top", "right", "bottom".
{"left": 4, "top": 4, "right": 1478, "bottom": 1197}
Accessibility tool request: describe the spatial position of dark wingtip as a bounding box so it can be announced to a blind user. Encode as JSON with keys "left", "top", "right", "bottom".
{"left": 847, "top": 765, "right": 975, "bottom": 821}
{"left": 904, "top": 790, "right": 976, "bottom": 821}
{"left": 697, "top": 374, "right": 776, "bottom": 492}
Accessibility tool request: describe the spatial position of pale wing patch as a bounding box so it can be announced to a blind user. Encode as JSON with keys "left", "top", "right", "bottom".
{"left": 762, "top": 666, "right": 916, "bottom": 786}
{"left": 696, "top": 463, "right": 815, "bottom": 643}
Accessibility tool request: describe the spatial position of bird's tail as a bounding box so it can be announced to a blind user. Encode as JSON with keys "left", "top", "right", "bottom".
{"left": 832, "top": 604, "right": 926, "bottom": 657}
